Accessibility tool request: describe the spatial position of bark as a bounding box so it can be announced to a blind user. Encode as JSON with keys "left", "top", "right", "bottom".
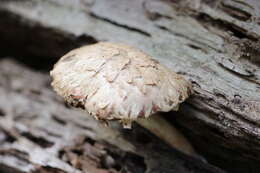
{"left": 0, "top": 0, "right": 259, "bottom": 172}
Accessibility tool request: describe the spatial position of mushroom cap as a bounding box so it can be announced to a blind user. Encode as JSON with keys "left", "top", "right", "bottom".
{"left": 50, "top": 42, "right": 192, "bottom": 121}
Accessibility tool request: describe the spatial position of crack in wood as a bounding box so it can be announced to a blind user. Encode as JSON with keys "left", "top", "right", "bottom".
{"left": 90, "top": 12, "right": 152, "bottom": 37}
{"left": 20, "top": 132, "right": 54, "bottom": 148}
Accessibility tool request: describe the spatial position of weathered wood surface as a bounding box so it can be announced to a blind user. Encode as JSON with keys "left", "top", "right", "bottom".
{"left": 0, "top": 0, "right": 259, "bottom": 172}
{"left": 0, "top": 59, "right": 225, "bottom": 173}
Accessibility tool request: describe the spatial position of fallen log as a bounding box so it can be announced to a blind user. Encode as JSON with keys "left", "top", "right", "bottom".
{"left": 0, "top": 0, "right": 259, "bottom": 172}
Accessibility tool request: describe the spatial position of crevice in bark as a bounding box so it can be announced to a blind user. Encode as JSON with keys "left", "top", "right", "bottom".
{"left": 90, "top": 13, "right": 151, "bottom": 37}
{"left": 51, "top": 115, "right": 67, "bottom": 126}
{"left": 0, "top": 130, "right": 17, "bottom": 144}
{"left": 0, "top": 149, "right": 30, "bottom": 163}
{"left": 221, "top": 4, "right": 251, "bottom": 21}
{"left": 32, "top": 166, "right": 66, "bottom": 173}
{"left": 20, "top": 132, "right": 54, "bottom": 148}
{"left": 0, "top": 109, "right": 6, "bottom": 117}
{"left": 196, "top": 13, "right": 253, "bottom": 40}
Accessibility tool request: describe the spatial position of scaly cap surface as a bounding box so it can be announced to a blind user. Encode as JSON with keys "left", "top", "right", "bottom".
{"left": 50, "top": 42, "right": 192, "bottom": 123}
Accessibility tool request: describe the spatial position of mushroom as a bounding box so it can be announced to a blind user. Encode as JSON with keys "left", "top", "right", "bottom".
{"left": 50, "top": 42, "right": 195, "bottom": 155}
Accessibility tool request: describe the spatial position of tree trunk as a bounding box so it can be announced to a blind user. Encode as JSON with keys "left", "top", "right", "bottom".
{"left": 0, "top": 0, "right": 259, "bottom": 172}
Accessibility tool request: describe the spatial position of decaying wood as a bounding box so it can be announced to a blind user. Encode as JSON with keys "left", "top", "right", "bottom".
{"left": 0, "top": 0, "right": 259, "bottom": 172}
{"left": 0, "top": 59, "right": 225, "bottom": 173}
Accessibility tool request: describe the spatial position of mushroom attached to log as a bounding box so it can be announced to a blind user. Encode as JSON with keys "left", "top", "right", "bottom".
{"left": 50, "top": 42, "right": 195, "bottom": 155}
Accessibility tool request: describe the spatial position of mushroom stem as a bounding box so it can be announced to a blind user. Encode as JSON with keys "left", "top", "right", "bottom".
{"left": 136, "top": 113, "right": 196, "bottom": 156}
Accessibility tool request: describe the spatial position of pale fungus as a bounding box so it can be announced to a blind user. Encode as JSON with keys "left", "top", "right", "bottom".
{"left": 50, "top": 42, "right": 195, "bottom": 155}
